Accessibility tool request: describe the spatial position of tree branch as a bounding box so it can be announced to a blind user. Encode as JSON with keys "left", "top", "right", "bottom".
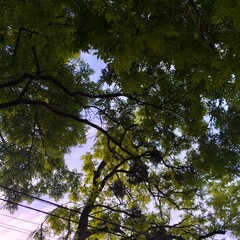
{"left": 32, "top": 46, "right": 41, "bottom": 74}
{"left": 13, "top": 27, "right": 38, "bottom": 55}
{"left": 0, "top": 98, "right": 134, "bottom": 157}
{"left": 196, "top": 229, "right": 226, "bottom": 240}
{"left": 0, "top": 73, "right": 32, "bottom": 89}
{"left": 94, "top": 204, "right": 135, "bottom": 218}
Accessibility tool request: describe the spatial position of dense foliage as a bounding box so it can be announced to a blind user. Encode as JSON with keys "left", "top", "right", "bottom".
{"left": 1, "top": 0, "right": 240, "bottom": 239}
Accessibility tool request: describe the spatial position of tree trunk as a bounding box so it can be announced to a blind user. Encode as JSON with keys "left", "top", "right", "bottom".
{"left": 74, "top": 204, "right": 94, "bottom": 240}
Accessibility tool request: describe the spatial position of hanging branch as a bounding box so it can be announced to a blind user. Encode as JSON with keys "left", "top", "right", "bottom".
{"left": 32, "top": 46, "right": 41, "bottom": 74}
{"left": 13, "top": 27, "right": 38, "bottom": 55}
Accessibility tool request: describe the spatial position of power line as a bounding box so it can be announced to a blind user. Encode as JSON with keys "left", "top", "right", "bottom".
{"left": 0, "top": 185, "right": 126, "bottom": 229}
{"left": 0, "top": 197, "right": 79, "bottom": 224}
{"left": 0, "top": 185, "right": 145, "bottom": 236}
{"left": 0, "top": 212, "right": 40, "bottom": 226}
{"left": 0, "top": 222, "right": 31, "bottom": 235}
{"left": 0, "top": 198, "right": 125, "bottom": 239}
{"left": 0, "top": 185, "right": 79, "bottom": 214}
{"left": 0, "top": 196, "right": 141, "bottom": 237}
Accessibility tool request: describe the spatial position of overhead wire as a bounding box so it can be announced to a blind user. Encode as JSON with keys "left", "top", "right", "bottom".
{"left": 0, "top": 197, "right": 127, "bottom": 239}
{"left": 0, "top": 197, "right": 79, "bottom": 224}
{"left": 0, "top": 185, "right": 146, "bottom": 237}
{"left": 0, "top": 184, "right": 80, "bottom": 214}
{"left": 0, "top": 212, "right": 40, "bottom": 226}
{"left": 0, "top": 222, "right": 31, "bottom": 234}
{"left": 0, "top": 185, "right": 142, "bottom": 233}
{"left": 0, "top": 197, "right": 123, "bottom": 235}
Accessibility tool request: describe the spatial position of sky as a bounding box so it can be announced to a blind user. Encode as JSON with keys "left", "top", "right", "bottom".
{"left": 0, "top": 52, "right": 106, "bottom": 239}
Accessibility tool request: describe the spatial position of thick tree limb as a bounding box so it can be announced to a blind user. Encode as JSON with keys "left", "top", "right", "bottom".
{"left": 196, "top": 229, "right": 226, "bottom": 240}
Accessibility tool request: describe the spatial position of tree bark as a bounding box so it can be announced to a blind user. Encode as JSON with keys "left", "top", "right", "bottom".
{"left": 74, "top": 204, "right": 94, "bottom": 240}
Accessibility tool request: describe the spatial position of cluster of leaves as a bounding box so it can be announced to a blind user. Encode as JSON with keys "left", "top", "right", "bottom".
{"left": 1, "top": 0, "right": 240, "bottom": 239}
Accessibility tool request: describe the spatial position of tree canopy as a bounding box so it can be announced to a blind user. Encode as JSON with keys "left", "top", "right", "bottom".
{"left": 1, "top": 0, "right": 240, "bottom": 239}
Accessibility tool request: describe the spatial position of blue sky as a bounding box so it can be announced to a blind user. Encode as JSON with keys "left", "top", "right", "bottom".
{"left": 65, "top": 52, "right": 106, "bottom": 172}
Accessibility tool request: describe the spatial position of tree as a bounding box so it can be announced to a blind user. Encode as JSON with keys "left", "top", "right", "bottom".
{"left": 1, "top": 0, "right": 240, "bottom": 239}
